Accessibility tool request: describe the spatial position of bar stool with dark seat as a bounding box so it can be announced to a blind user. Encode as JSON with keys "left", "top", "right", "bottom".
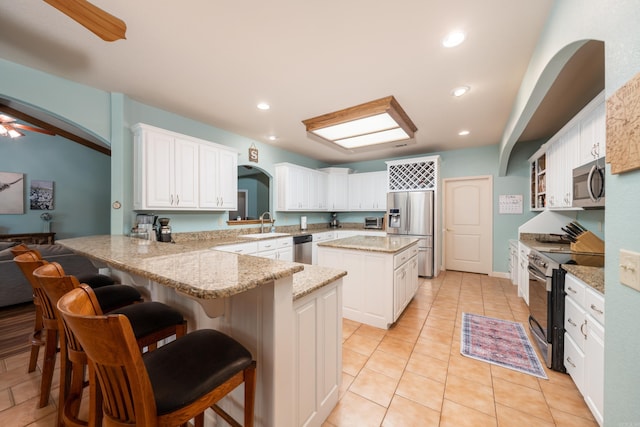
{"left": 58, "top": 284, "right": 257, "bottom": 427}
{"left": 12, "top": 250, "right": 145, "bottom": 409}
{"left": 33, "top": 261, "right": 188, "bottom": 427}
{"left": 9, "top": 243, "right": 122, "bottom": 373}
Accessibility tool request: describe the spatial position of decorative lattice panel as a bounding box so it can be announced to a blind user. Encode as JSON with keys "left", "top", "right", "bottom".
{"left": 388, "top": 160, "right": 437, "bottom": 191}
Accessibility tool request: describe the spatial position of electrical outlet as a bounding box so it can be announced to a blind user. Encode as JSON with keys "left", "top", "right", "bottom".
{"left": 620, "top": 249, "right": 640, "bottom": 291}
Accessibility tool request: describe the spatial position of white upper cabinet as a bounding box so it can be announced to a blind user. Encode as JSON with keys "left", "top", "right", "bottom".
{"left": 199, "top": 144, "right": 237, "bottom": 210}
{"left": 348, "top": 171, "right": 387, "bottom": 211}
{"left": 133, "top": 123, "right": 238, "bottom": 211}
{"left": 546, "top": 126, "right": 580, "bottom": 208}
{"left": 579, "top": 98, "right": 606, "bottom": 165}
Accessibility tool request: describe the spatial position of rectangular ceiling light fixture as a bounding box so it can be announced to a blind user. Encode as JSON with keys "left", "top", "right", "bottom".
{"left": 302, "top": 96, "right": 417, "bottom": 151}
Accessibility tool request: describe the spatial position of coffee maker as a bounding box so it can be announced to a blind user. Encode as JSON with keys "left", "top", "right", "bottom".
{"left": 157, "top": 217, "right": 172, "bottom": 242}
{"left": 329, "top": 212, "right": 340, "bottom": 229}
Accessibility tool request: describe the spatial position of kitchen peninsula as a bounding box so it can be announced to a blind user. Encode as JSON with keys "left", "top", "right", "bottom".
{"left": 57, "top": 235, "right": 346, "bottom": 427}
{"left": 317, "top": 235, "right": 419, "bottom": 329}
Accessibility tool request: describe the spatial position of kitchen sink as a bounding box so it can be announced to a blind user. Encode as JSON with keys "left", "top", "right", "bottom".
{"left": 239, "top": 232, "right": 291, "bottom": 239}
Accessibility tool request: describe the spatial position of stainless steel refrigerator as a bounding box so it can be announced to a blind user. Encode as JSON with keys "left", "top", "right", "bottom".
{"left": 386, "top": 191, "right": 434, "bottom": 277}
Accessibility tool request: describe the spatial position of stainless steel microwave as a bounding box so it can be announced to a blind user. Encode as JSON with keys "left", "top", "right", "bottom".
{"left": 572, "top": 159, "right": 605, "bottom": 209}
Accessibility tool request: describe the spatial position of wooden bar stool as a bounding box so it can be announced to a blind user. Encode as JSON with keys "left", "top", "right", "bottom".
{"left": 58, "top": 285, "right": 257, "bottom": 427}
{"left": 33, "top": 262, "right": 188, "bottom": 427}
{"left": 10, "top": 243, "right": 123, "bottom": 374}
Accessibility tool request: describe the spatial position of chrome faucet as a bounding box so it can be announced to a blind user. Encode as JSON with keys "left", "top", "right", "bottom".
{"left": 259, "top": 211, "right": 272, "bottom": 233}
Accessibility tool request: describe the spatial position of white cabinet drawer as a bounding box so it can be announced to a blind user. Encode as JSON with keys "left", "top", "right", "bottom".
{"left": 258, "top": 240, "right": 278, "bottom": 251}
{"left": 215, "top": 241, "right": 258, "bottom": 255}
{"left": 565, "top": 295, "right": 586, "bottom": 350}
{"left": 564, "top": 274, "right": 586, "bottom": 305}
{"left": 585, "top": 287, "right": 605, "bottom": 326}
{"left": 564, "top": 332, "right": 585, "bottom": 395}
{"left": 393, "top": 248, "right": 412, "bottom": 269}
{"left": 275, "top": 237, "right": 293, "bottom": 248}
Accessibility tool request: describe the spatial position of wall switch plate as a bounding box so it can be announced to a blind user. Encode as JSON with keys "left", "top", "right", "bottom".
{"left": 620, "top": 249, "right": 640, "bottom": 291}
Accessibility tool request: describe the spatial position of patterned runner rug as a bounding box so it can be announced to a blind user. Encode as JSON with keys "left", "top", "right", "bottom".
{"left": 461, "top": 312, "right": 548, "bottom": 379}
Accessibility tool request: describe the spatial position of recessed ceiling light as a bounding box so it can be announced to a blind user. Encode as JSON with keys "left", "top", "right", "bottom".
{"left": 268, "top": 135, "right": 277, "bottom": 141}
{"left": 458, "top": 130, "right": 470, "bottom": 136}
{"left": 452, "top": 86, "right": 470, "bottom": 97}
{"left": 257, "top": 102, "right": 270, "bottom": 110}
{"left": 442, "top": 30, "right": 466, "bottom": 48}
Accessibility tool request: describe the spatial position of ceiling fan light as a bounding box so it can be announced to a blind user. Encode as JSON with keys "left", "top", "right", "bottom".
{"left": 8, "top": 127, "right": 24, "bottom": 138}
{"left": 302, "top": 96, "right": 417, "bottom": 152}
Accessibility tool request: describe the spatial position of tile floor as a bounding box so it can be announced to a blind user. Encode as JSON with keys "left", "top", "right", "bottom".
{"left": 0, "top": 271, "right": 598, "bottom": 426}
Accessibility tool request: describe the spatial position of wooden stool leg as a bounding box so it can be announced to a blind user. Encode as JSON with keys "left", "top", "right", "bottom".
{"left": 38, "top": 328, "right": 57, "bottom": 408}
{"left": 245, "top": 362, "right": 257, "bottom": 427}
{"left": 28, "top": 305, "right": 44, "bottom": 373}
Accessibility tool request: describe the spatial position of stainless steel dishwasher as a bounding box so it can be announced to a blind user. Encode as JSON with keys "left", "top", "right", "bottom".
{"left": 293, "top": 234, "right": 313, "bottom": 264}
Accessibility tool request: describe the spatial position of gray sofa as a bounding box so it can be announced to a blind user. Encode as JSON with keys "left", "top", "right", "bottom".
{"left": 0, "top": 241, "right": 102, "bottom": 308}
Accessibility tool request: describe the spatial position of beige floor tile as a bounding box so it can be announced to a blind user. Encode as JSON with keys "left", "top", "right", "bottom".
{"left": 349, "top": 368, "right": 399, "bottom": 408}
{"left": 444, "top": 373, "right": 496, "bottom": 417}
{"left": 440, "top": 399, "right": 497, "bottom": 427}
{"left": 496, "top": 403, "right": 556, "bottom": 427}
{"left": 381, "top": 395, "right": 440, "bottom": 427}
{"left": 405, "top": 351, "right": 449, "bottom": 384}
{"left": 493, "top": 377, "right": 554, "bottom": 422}
{"left": 364, "top": 349, "right": 407, "bottom": 380}
{"left": 0, "top": 388, "right": 12, "bottom": 412}
{"left": 10, "top": 376, "right": 42, "bottom": 405}
{"left": 326, "top": 391, "right": 386, "bottom": 427}
{"left": 412, "top": 336, "right": 452, "bottom": 362}
{"left": 343, "top": 333, "right": 380, "bottom": 357}
{"left": 490, "top": 363, "right": 541, "bottom": 391}
{"left": 549, "top": 407, "right": 600, "bottom": 427}
{"left": 395, "top": 370, "right": 444, "bottom": 411}
{"left": 447, "top": 353, "right": 493, "bottom": 386}
{"left": 540, "top": 381, "right": 597, "bottom": 421}
{"left": 342, "top": 348, "right": 368, "bottom": 377}
{"left": 376, "top": 336, "right": 414, "bottom": 359}
{"left": 353, "top": 324, "right": 386, "bottom": 343}
{"left": 339, "top": 372, "right": 355, "bottom": 400}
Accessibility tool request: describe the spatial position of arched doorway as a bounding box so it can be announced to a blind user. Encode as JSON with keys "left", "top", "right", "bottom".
{"left": 230, "top": 165, "right": 270, "bottom": 221}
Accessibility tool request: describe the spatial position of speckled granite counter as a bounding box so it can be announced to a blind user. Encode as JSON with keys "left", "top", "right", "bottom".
{"left": 58, "top": 235, "right": 305, "bottom": 299}
{"left": 292, "top": 265, "right": 347, "bottom": 300}
{"left": 561, "top": 264, "right": 605, "bottom": 294}
{"left": 318, "top": 235, "right": 418, "bottom": 253}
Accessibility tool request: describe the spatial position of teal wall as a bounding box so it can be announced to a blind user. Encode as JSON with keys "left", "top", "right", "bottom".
{"left": 0, "top": 130, "right": 110, "bottom": 238}
{"left": 499, "top": 1, "right": 640, "bottom": 424}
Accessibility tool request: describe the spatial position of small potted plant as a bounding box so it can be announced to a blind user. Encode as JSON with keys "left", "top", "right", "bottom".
{"left": 40, "top": 212, "right": 52, "bottom": 233}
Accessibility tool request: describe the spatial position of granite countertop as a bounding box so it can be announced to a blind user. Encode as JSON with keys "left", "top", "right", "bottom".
{"left": 57, "top": 235, "right": 305, "bottom": 299}
{"left": 292, "top": 265, "right": 347, "bottom": 301}
{"left": 561, "top": 264, "right": 605, "bottom": 294}
{"left": 318, "top": 235, "right": 419, "bottom": 253}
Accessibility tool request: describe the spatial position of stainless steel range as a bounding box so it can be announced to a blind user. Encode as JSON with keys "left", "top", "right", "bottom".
{"left": 527, "top": 248, "right": 604, "bottom": 372}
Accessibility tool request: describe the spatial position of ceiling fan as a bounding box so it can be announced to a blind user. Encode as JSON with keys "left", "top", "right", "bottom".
{"left": 0, "top": 114, "right": 55, "bottom": 138}
{"left": 43, "top": 0, "right": 127, "bottom": 42}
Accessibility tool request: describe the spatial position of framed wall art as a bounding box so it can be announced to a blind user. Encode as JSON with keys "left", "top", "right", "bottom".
{"left": 0, "top": 171, "right": 25, "bottom": 214}
{"left": 30, "top": 180, "right": 54, "bottom": 210}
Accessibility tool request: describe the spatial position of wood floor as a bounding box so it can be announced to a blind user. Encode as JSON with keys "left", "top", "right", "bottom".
{"left": 0, "top": 303, "right": 36, "bottom": 360}
{"left": 0, "top": 272, "right": 598, "bottom": 426}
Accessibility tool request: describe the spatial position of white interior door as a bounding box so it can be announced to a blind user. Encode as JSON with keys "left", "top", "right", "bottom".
{"left": 443, "top": 176, "right": 493, "bottom": 274}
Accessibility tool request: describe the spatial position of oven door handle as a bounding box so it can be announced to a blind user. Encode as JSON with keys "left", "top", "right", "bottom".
{"left": 527, "top": 265, "right": 547, "bottom": 282}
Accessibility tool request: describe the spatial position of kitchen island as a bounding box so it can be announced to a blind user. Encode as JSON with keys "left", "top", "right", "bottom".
{"left": 317, "top": 235, "right": 419, "bottom": 329}
{"left": 57, "top": 235, "right": 346, "bottom": 427}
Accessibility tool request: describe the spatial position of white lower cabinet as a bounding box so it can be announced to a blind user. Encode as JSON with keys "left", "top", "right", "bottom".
{"left": 518, "top": 243, "right": 530, "bottom": 304}
{"left": 564, "top": 273, "right": 604, "bottom": 426}
{"left": 312, "top": 231, "right": 335, "bottom": 265}
{"left": 293, "top": 280, "right": 342, "bottom": 427}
